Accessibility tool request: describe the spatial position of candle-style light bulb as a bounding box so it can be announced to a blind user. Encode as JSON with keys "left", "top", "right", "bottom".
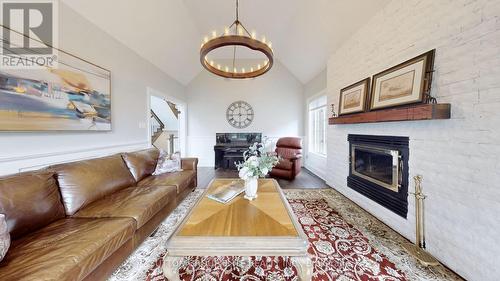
{"left": 224, "top": 27, "right": 230, "bottom": 35}
{"left": 217, "top": 64, "right": 221, "bottom": 70}
{"left": 210, "top": 60, "right": 214, "bottom": 66}
{"left": 238, "top": 26, "right": 243, "bottom": 36}
{"left": 234, "top": 67, "right": 238, "bottom": 73}
{"left": 268, "top": 42, "right": 272, "bottom": 48}
{"left": 225, "top": 66, "right": 229, "bottom": 72}
{"left": 203, "top": 36, "right": 208, "bottom": 43}
{"left": 257, "top": 64, "right": 261, "bottom": 69}
{"left": 212, "top": 31, "right": 217, "bottom": 38}
{"left": 262, "top": 36, "right": 266, "bottom": 44}
{"left": 242, "top": 68, "right": 245, "bottom": 73}
{"left": 250, "top": 67, "right": 254, "bottom": 72}
{"left": 251, "top": 31, "right": 256, "bottom": 39}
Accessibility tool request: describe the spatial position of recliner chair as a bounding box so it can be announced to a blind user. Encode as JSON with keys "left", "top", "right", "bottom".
{"left": 269, "top": 137, "right": 302, "bottom": 180}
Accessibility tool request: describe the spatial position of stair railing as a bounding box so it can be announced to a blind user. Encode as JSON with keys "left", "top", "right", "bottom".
{"left": 150, "top": 110, "right": 165, "bottom": 144}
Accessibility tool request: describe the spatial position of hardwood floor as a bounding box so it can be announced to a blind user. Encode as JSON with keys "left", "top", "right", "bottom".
{"left": 197, "top": 167, "right": 328, "bottom": 189}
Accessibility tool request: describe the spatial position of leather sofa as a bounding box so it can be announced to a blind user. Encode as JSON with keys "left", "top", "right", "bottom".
{"left": 269, "top": 137, "right": 303, "bottom": 180}
{"left": 0, "top": 148, "right": 198, "bottom": 281}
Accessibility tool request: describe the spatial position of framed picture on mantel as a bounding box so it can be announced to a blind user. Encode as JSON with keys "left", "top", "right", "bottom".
{"left": 370, "top": 50, "right": 435, "bottom": 110}
{"left": 338, "top": 78, "right": 370, "bottom": 115}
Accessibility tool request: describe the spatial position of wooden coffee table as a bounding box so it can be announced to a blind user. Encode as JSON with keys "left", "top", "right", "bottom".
{"left": 163, "top": 178, "right": 312, "bottom": 280}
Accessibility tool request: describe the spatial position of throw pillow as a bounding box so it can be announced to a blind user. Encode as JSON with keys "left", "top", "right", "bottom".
{"left": 0, "top": 214, "right": 10, "bottom": 262}
{"left": 152, "top": 151, "right": 183, "bottom": 175}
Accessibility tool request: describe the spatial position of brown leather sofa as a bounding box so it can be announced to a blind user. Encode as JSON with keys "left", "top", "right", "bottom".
{"left": 0, "top": 148, "right": 198, "bottom": 281}
{"left": 269, "top": 137, "right": 303, "bottom": 180}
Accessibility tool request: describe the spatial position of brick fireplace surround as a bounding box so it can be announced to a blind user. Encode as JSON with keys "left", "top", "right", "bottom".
{"left": 325, "top": 1, "right": 500, "bottom": 281}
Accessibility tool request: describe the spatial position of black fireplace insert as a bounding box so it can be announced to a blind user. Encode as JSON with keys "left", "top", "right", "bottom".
{"left": 347, "top": 134, "right": 409, "bottom": 218}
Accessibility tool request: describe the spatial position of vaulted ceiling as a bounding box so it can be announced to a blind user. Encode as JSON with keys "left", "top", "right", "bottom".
{"left": 62, "top": 0, "right": 390, "bottom": 85}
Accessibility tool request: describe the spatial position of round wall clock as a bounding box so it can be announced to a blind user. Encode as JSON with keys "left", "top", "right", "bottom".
{"left": 226, "top": 101, "right": 254, "bottom": 129}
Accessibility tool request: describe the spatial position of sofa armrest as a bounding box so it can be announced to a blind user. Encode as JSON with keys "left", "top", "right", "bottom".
{"left": 289, "top": 154, "right": 303, "bottom": 160}
{"left": 181, "top": 158, "right": 198, "bottom": 171}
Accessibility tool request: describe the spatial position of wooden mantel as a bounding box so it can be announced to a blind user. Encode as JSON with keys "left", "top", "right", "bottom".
{"left": 329, "top": 103, "right": 451, "bottom": 125}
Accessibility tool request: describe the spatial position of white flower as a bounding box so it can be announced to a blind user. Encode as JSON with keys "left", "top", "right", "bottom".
{"left": 239, "top": 167, "right": 249, "bottom": 179}
{"left": 237, "top": 140, "right": 280, "bottom": 180}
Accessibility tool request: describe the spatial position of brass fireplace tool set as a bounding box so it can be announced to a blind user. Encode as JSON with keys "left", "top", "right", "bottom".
{"left": 402, "top": 175, "right": 440, "bottom": 266}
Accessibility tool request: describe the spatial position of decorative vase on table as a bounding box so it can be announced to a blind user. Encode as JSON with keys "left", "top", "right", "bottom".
{"left": 236, "top": 140, "right": 280, "bottom": 201}
{"left": 244, "top": 177, "right": 259, "bottom": 200}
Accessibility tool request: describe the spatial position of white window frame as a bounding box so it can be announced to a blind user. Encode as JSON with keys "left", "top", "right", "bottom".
{"left": 307, "top": 93, "right": 327, "bottom": 157}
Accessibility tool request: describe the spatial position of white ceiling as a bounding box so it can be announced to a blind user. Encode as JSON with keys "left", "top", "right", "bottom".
{"left": 62, "top": 0, "right": 390, "bottom": 85}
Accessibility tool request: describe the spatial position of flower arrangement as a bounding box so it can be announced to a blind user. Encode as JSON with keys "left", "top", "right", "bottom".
{"left": 236, "top": 141, "right": 280, "bottom": 180}
{"left": 236, "top": 141, "right": 280, "bottom": 200}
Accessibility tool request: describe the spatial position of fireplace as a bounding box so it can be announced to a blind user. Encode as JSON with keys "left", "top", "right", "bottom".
{"left": 347, "top": 134, "right": 409, "bottom": 218}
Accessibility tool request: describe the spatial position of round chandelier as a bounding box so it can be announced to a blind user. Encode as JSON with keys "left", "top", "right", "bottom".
{"left": 200, "top": 0, "right": 274, "bottom": 79}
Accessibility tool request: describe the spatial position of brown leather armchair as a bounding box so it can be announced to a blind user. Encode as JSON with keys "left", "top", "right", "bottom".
{"left": 269, "top": 137, "right": 303, "bottom": 180}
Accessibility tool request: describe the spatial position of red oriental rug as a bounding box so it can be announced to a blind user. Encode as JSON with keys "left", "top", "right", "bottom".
{"left": 109, "top": 189, "right": 462, "bottom": 281}
{"left": 145, "top": 198, "right": 406, "bottom": 281}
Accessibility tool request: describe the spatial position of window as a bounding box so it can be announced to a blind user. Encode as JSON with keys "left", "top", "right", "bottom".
{"left": 308, "top": 95, "right": 327, "bottom": 156}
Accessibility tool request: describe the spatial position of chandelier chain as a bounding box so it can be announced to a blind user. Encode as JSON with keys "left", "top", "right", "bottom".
{"left": 236, "top": 0, "right": 239, "bottom": 21}
{"left": 233, "top": 45, "right": 236, "bottom": 71}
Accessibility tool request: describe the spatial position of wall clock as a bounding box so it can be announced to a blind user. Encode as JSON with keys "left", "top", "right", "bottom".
{"left": 226, "top": 101, "right": 254, "bottom": 129}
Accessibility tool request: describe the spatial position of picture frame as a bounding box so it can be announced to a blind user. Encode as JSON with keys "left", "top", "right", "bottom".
{"left": 369, "top": 50, "right": 435, "bottom": 111}
{"left": 0, "top": 26, "right": 111, "bottom": 131}
{"left": 338, "top": 78, "right": 370, "bottom": 115}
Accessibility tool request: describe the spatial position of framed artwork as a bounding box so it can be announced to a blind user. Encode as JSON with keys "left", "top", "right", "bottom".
{"left": 370, "top": 50, "right": 435, "bottom": 110}
{"left": 0, "top": 27, "right": 111, "bottom": 131}
{"left": 338, "top": 78, "right": 370, "bottom": 115}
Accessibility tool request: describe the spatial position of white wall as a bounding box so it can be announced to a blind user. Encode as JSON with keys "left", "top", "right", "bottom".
{"left": 0, "top": 3, "right": 186, "bottom": 175}
{"left": 186, "top": 61, "right": 304, "bottom": 166}
{"left": 326, "top": 1, "right": 500, "bottom": 280}
{"left": 303, "top": 70, "right": 327, "bottom": 179}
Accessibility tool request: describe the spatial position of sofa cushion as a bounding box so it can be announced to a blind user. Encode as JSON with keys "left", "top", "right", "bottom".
{"left": 0, "top": 170, "right": 66, "bottom": 239}
{"left": 74, "top": 185, "right": 176, "bottom": 228}
{"left": 153, "top": 151, "right": 182, "bottom": 175}
{"left": 138, "top": 170, "right": 196, "bottom": 194}
{"left": 0, "top": 218, "right": 135, "bottom": 281}
{"left": 122, "top": 148, "right": 160, "bottom": 182}
{"left": 51, "top": 154, "right": 136, "bottom": 215}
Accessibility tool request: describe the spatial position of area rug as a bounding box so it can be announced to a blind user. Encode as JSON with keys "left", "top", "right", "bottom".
{"left": 108, "top": 189, "right": 462, "bottom": 281}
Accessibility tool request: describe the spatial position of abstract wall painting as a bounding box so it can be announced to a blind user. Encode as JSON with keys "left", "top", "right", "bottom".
{"left": 0, "top": 28, "right": 111, "bottom": 131}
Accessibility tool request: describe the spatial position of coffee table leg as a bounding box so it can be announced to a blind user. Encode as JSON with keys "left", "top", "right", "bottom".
{"left": 163, "top": 255, "right": 182, "bottom": 281}
{"left": 292, "top": 256, "right": 313, "bottom": 281}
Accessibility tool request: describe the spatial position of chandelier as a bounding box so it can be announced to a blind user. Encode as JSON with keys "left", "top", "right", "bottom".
{"left": 199, "top": 0, "right": 274, "bottom": 79}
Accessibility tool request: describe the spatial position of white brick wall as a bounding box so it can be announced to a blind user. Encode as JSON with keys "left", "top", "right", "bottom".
{"left": 326, "top": 1, "right": 500, "bottom": 280}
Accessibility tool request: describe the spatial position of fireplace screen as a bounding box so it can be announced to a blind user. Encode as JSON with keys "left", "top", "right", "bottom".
{"left": 351, "top": 144, "right": 401, "bottom": 192}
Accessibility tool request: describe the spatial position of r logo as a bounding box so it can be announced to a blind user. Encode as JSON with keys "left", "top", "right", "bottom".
{"left": 2, "top": 1, "right": 54, "bottom": 55}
